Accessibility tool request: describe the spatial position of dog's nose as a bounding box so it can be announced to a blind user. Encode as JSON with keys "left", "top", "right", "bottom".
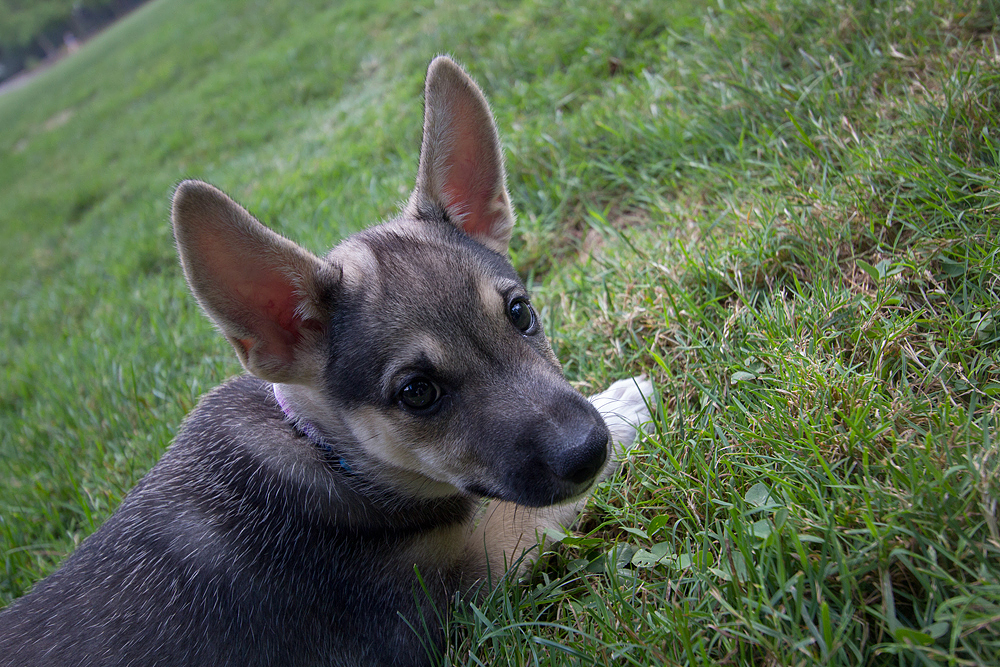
{"left": 552, "top": 423, "right": 609, "bottom": 486}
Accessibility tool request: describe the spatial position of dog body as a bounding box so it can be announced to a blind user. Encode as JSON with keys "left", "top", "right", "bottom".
{"left": 0, "top": 57, "right": 650, "bottom": 666}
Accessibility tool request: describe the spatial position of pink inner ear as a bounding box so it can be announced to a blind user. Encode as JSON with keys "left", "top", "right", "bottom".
{"left": 238, "top": 270, "right": 308, "bottom": 363}
{"left": 200, "top": 236, "right": 312, "bottom": 365}
{"left": 440, "top": 122, "right": 503, "bottom": 238}
{"left": 234, "top": 285, "right": 319, "bottom": 365}
{"left": 251, "top": 278, "right": 302, "bottom": 335}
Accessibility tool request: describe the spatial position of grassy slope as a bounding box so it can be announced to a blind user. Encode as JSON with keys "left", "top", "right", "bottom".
{"left": 1, "top": 0, "right": 998, "bottom": 664}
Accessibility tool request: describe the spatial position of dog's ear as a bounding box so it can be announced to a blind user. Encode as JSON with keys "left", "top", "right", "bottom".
{"left": 171, "top": 180, "right": 335, "bottom": 384}
{"left": 407, "top": 55, "right": 515, "bottom": 255}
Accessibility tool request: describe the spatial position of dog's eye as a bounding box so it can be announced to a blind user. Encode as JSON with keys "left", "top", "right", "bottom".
{"left": 398, "top": 377, "right": 441, "bottom": 412}
{"left": 508, "top": 297, "right": 535, "bottom": 333}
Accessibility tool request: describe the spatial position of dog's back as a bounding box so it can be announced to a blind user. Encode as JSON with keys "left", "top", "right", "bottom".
{"left": 0, "top": 376, "right": 469, "bottom": 666}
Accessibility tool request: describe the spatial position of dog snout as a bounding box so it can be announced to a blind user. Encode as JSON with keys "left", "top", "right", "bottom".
{"left": 551, "top": 422, "right": 609, "bottom": 486}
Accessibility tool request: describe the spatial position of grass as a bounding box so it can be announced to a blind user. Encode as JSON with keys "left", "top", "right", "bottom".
{"left": 1, "top": 0, "right": 999, "bottom": 664}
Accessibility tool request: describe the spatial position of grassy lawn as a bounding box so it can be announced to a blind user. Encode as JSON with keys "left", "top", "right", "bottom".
{"left": 2, "top": 0, "right": 998, "bottom": 664}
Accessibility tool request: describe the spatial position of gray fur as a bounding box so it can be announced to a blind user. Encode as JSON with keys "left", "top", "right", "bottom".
{"left": 0, "top": 56, "right": 652, "bottom": 666}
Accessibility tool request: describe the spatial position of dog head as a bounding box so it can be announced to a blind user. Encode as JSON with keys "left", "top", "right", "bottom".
{"left": 171, "top": 56, "right": 610, "bottom": 507}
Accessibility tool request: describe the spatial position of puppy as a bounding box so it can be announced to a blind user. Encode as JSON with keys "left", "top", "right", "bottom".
{"left": 0, "top": 56, "right": 651, "bottom": 666}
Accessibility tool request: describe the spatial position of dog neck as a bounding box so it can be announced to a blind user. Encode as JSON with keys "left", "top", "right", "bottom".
{"left": 270, "top": 380, "right": 477, "bottom": 531}
{"left": 271, "top": 381, "right": 469, "bottom": 502}
{"left": 272, "top": 383, "right": 354, "bottom": 474}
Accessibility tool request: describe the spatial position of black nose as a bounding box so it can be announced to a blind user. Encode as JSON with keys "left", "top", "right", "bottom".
{"left": 551, "top": 423, "right": 609, "bottom": 486}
